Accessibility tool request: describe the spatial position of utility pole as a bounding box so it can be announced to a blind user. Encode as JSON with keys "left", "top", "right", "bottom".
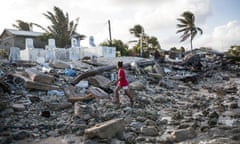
{"left": 140, "top": 29, "right": 144, "bottom": 57}
{"left": 108, "top": 20, "right": 112, "bottom": 46}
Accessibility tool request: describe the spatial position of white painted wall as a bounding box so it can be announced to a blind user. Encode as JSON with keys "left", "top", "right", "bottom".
{"left": 19, "top": 38, "right": 116, "bottom": 62}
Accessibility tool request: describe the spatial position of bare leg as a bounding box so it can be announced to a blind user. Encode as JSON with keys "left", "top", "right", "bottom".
{"left": 114, "top": 86, "right": 121, "bottom": 104}
{"left": 124, "top": 89, "right": 134, "bottom": 106}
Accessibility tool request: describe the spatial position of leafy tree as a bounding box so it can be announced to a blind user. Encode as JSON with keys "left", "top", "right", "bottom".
{"left": 35, "top": 6, "right": 79, "bottom": 48}
{"left": 146, "top": 36, "right": 161, "bottom": 50}
{"left": 100, "top": 39, "right": 128, "bottom": 56}
{"left": 228, "top": 45, "right": 240, "bottom": 56}
{"left": 170, "top": 47, "right": 177, "bottom": 52}
{"left": 176, "top": 11, "right": 203, "bottom": 52}
{"left": 180, "top": 46, "right": 185, "bottom": 52}
{"left": 12, "top": 20, "right": 33, "bottom": 31}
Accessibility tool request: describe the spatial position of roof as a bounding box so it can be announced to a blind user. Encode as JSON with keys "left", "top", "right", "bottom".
{"left": 5, "top": 29, "right": 42, "bottom": 37}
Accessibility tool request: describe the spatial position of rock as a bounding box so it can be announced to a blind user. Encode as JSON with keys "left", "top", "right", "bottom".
{"left": 141, "top": 126, "right": 158, "bottom": 136}
{"left": 129, "top": 80, "right": 145, "bottom": 90}
{"left": 123, "top": 132, "right": 137, "bottom": 143}
{"left": 46, "top": 102, "right": 72, "bottom": 111}
{"left": 12, "top": 103, "right": 25, "bottom": 112}
{"left": 171, "top": 127, "right": 196, "bottom": 142}
{"left": 25, "top": 68, "right": 54, "bottom": 84}
{"left": 229, "top": 102, "right": 238, "bottom": 109}
{"left": 153, "top": 95, "right": 169, "bottom": 103}
{"left": 208, "top": 111, "right": 219, "bottom": 119}
{"left": 12, "top": 130, "right": 31, "bottom": 140}
{"left": 84, "top": 118, "right": 125, "bottom": 139}
{"left": 159, "top": 80, "right": 174, "bottom": 89}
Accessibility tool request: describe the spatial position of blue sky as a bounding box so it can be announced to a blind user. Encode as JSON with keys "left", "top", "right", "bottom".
{"left": 0, "top": 0, "right": 239, "bottom": 52}
{"left": 208, "top": 0, "right": 240, "bottom": 29}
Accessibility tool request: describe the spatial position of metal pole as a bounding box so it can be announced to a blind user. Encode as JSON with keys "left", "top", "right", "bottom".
{"left": 140, "top": 29, "right": 144, "bottom": 57}
{"left": 108, "top": 20, "right": 112, "bottom": 46}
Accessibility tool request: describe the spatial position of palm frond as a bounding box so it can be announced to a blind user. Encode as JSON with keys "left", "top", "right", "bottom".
{"left": 177, "top": 24, "right": 187, "bottom": 28}
{"left": 176, "top": 28, "right": 189, "bottom": 34}
{"left": 180, "top": 33, "right": 190, "bottom": 42}
{"left": 177, "top": 18, "right": 188, "bottom": 24}
{"left": 196, "top": 27, "right": 203, "bottom": 34}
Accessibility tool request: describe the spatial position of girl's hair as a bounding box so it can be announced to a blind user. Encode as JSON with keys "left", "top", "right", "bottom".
{"left": 117, "top": 61, "right": 123, "bottom": 68}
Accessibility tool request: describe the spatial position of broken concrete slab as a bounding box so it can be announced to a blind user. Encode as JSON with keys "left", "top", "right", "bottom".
{"left": 25, "top": 68, "right": 54, "bottom": 84}
{"left": 88, "top": 75, "right": 111, "bottom": 87}
{"left": 84, "top": 118, "right": 125, "bottom": 138}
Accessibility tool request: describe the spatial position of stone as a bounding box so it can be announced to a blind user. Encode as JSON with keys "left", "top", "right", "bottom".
{"left": 171, "top": 127, "right": 196, "bottom": 142}
{"left": 25, "top": 68, "right": 54, "bottom": 84}
{"left": 129, "top": 80, "right": 145, "bottom": 90}
{"left": 12, "top": 104, "right": 25, "bottom": 112}
{"left": 84, "top": 118, "right": 125, "bottom": 139}
{"left": 141, "top": 126, "right": 158, "bottom": 136}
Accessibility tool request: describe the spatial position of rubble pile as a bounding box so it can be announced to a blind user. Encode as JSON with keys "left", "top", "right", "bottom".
{"left": 0, "top": 53, "right": 240, "bottom": 144}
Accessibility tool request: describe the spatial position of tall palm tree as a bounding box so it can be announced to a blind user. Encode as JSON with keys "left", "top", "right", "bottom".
{"left": 129, "top": 24, "right": 145, "bottom": 56}
{"left": 176, "top": 11, "right": 203, "bottom": 52}
{"left": 12, "top": 20, "right": 33, "bottom": 31}
{"left": 35, "top": 6, "right": 79, "bottom": 48}
{"left": 129, "top": 24, "right": 144, "bottom": 38}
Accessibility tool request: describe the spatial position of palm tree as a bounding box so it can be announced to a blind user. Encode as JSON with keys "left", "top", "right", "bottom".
{"left": 129, "top": 24, "right": 145, "bottom": 56}
{"left": 176, "top": 11, "right": 203, "bottom": 52}
{"left": 129, "top": 24, "right": 144, "bottom": 38}
{"left": 12, "top": 20, "right": 33, "bottom": 31}
{"left": 35, "top": 6, "right": 79, "bottom": 48}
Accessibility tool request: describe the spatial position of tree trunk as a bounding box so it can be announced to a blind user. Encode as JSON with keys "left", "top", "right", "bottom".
{"left": 71, "top": 60, "right": 155, "bottom": 86}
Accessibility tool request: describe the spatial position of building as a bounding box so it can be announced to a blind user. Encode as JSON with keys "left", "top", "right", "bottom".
{"left": 0, "top": 29, "right": 46, "bottom": 53}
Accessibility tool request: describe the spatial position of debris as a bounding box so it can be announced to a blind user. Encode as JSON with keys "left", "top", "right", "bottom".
{"left": 84, "top": 118, "right": 125, "bottom": 138}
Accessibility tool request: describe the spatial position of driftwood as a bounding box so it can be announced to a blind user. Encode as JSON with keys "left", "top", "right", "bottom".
{"left": 71, "top": 60, "right": 155, "bottom": 86}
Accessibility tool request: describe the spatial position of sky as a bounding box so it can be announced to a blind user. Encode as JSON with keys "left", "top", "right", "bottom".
{"left": 0, "top": 0, "right": 240, "bottom": 52}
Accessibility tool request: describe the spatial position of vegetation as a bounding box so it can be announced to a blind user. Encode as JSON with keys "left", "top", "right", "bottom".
{"left": 33, "top": 6, "right": 80, "bottom": 48}
{"left": 228, "top": 45, "right": 240, "bottom": 57}
{"left": 10, "top": 9, "right": 239, "bottom": 57}
{"left": 176, "top": 11, "right": 203, "bottom": 52}
{"left": 0, "top": 49, "right": 8, "bottom": 58}
{"left": 129, "top": 24, "right": 161, "bottom": 57}
{"left": 100, "top": 39, "right": 128, "bottom": 56}
{"left": 12, "top": 6, "right": 83, "bottom": 48}
{"left": 12, "top": 20, "right": 33, "bottom": 31}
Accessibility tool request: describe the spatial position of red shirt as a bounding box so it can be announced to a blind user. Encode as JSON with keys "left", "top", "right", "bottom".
{"left": 117, "top": 68, "right": 128, "bottom": 87}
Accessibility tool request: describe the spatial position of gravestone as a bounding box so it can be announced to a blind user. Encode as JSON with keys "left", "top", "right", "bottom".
{"left": 9, "top": 47, "right": 20, "bottom": 62}
{"left": 89, "top": 36, "right": 96, "bottom": 47}
{"left": 25, "top": 38, "right": 34, "bottom": 49}
{"left": 69, "top": 38, "right": 79, "bottom": 61}
{"left": 45, "top": 39, "right": 56, "bottom": 62}
{"left": 48, "top": 39, "right": 56, "bottom": 49}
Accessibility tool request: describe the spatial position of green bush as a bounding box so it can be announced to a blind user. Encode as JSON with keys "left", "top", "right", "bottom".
{"left": 0, "top": 49, "right": 8, "bottom": 58}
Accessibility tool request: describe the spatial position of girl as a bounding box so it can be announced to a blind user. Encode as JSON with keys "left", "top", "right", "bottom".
{"left": 114, "top": 61, "right": 134, "bottom": 106}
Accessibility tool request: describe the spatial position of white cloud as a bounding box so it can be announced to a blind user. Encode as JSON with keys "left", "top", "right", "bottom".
{"left": 196, "top": 20, "right": 240, "bottom": 52}
{"left": 1, "top": 0, "right": 238, "bottom": 52}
